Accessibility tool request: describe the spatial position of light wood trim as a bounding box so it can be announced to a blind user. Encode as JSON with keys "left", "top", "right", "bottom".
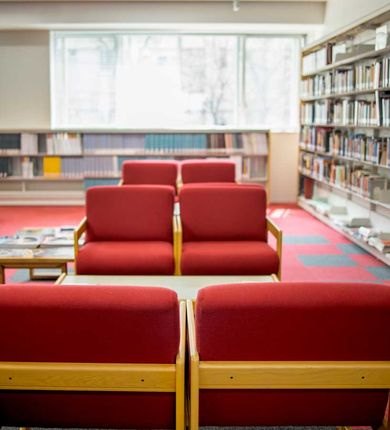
{"left": 266, "top": 216, "right": 282, "bottom": 280}
{"left": 74, "top": 216, "right": 87, "bottom": 270}
{"left": 174, "top": 215, "right": 182, "bottom": 276}
{"left": 175, "top": 301, "right": 186, "bottom": 430}
{"left": 199, "top": 361, "right": 390, "bottom": 389}
{"left": 54, "top": 272, "right": 67, "bottom": 285}
{"left": 118, "top": 179, "right": 123, "bottom": 186}
{"left": 187, "top": 300, "right": 199, "bottom": 430}
{"left": 382, "top": 393, "right": 390, "bottom": 430}
{"left": 0, "top": 362, "right": 176, "bottom": 392}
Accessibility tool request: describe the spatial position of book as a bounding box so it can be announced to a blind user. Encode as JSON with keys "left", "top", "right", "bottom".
{"left": 43, "top": 156, "right": 61, "bottom": 177}
{"left": 368, "top": 233, "right": 390, "bottom": 253}
{"left": 40, "top": 235, "right": 74, "bottom": 247}
{"left": 0, "top": 249, "right": 35, "bottom": 257}
{"left": 376, "top": 24, "right": 389, "bottom": 50}
{"left": 0, "top": 235, "right": 41, "bottom": 248}
{"left": 33, "top": 247, "right": 74, "bottom": 258}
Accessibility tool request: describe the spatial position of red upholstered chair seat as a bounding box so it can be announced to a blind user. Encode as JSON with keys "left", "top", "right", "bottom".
{"left": 194, "top": 282, "right": 390, "bottom": 427}
{"left": 181, "top": 241, "right": 279, "bottom": 275}
{"left": 0, "top": 284, "right": 180, "bottom": 428}
{"left": 76, "top": 241, "right": 174, "bottom": 275}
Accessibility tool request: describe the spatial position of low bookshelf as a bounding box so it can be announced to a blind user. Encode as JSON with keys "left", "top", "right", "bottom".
{"left": 0, "top": 129, "right": 270, "bottom": 205}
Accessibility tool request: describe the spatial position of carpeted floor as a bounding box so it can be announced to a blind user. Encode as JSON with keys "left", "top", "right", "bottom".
{"left": 0, "top": 204, "right": 389, "bottom": 284}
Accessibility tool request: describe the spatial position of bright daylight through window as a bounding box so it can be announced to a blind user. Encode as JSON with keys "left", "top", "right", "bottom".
{"left": 51, "top": 32, "right": 301, "bottom": 130}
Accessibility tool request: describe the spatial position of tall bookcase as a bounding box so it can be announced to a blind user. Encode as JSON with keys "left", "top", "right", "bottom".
{"left": 0, "top": 129, "right": 270, "bottom": 205}
{"left": 298, "top": 7, "right": 390, "bottom": 265}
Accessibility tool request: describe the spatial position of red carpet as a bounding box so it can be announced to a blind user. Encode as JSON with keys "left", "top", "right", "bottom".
{"left": 1, "top": 205, "right": 389, "bottom": 284}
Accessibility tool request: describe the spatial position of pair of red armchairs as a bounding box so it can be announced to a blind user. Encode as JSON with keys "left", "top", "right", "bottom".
{"left": 120, "top": 159, "right": 236, "bottom": 190}
{"left": 74, "top": 184, "right": 281, "bottom": 278}
{"left": 0, "top": 281, "right": 389, "bottom": 428}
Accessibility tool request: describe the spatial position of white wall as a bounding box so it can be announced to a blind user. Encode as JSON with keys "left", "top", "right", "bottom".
{"left": 0, "top": 2, "right": 325, "bottom": 28}
{"left": 322, "top": 0, "right": 390, "bottom": 35}
{"left": 0, "top": 31, "right": 50, "bottom": 129}
{"left": 269, "top": 133, "right": 299, "bottom": 203}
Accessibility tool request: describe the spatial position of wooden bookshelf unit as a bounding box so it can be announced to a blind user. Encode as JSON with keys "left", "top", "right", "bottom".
{"left": 298, "top": 6, "right": 390, "bottom": 265}
{"left": 0, "top": 129, "right": 270, "bottom": 205}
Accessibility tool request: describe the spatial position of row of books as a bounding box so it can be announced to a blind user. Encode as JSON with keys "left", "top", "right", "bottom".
{"left": 83, "top": 133, "right": 267, "bottom": 155}
{"left": 1, "top": 155, "right": 264, "bottom": 180}
{"left": 0, "top": 133, "right": 82, "bottom": 155}
{"left": 0, "top": 132, "right": 268, "bottom": 156}
{"left": 301, "top": 57, "right": 390, "bottom": 97}
{"left": 300, "top": 154, "right": 390, "bottom": 201}
{"left": 300, "top": 127, "right": 390, "bottom": 167}
{"left": 300, "top": 97, "right": 390, "bottom": 126}
{"left": 241, "top": 157, "right": 267, "bottom": 180}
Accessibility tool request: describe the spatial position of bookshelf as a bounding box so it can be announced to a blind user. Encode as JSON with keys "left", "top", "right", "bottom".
{"left": 299, "top": 7, "right": 390, "bottom": 265}
{"left": 0, "top": 129, "right": 270, "bottom": 205}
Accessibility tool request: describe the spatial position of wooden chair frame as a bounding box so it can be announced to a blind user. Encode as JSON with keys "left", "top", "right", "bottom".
{"left": 73, "top": 216, "right": 87, "bottom": 274}
{"left": 186, "top": 300, "right": 390, "bottom": 430}
{"left": 0, "top": 302, "right": 186, "bottom": 430}
{"left": 174, "top": 215, "right": 182, "bottom": 275}
{"left": 266, "top": 216, "right": 283, "bottom": 280}
{"left": 173, "top": 215, "right": 282, "bottom": 279}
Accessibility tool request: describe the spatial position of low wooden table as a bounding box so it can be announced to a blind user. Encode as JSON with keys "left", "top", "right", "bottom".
{"left": 57, "top": 274, "right": 278, "bottom": 300}
{"left": 0, "top": 248, "right": 74, "bottom": 284}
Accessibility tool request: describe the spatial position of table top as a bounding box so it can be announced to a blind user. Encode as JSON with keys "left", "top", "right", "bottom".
{"left": 59, "top": 274, "right": 277, "bottom": 300}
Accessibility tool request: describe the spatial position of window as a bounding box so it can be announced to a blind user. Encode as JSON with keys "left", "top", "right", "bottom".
{"left": 51, "top": 32, "right": 301, "bottom": 130}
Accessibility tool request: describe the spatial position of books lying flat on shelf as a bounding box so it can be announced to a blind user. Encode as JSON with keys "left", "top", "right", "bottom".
{"left": 368, "top": 233, "right": 390, "bottom": 253}
{"left": 358, "top": 226, "right": 380, "bottom": 240}
{"left": 0, "top": 236, "right": 41, "bottom": 248}
{"left": 329, "top": 214, "right": 372, "bottom": 228}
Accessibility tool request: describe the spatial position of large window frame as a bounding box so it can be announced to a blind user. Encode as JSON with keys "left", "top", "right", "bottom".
{"left": 50, "top": 31, "right": 302, "bottom": 132}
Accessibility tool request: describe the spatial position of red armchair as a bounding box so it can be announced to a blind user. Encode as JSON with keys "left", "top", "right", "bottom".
{"left": 187, "top": 282, "right": 390, "bottom": 429}
{"left": 74, "top": 185, "right": 176, "bottom": 275}
{"left": 121, "top": 160, "right": 178, "bottom": 192}
{"left": 178, "top": 184, "right": 282, "bottom": 278}
{"left": 0, "top": 283, "right": 185, "bottom": 429}
{"left": 181, "top": 159, "right": 236, "bottom": 184}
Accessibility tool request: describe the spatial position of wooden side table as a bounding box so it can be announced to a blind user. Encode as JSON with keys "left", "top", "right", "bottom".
{"left": 0, "top": 248, "right": 74, "bottom": 284}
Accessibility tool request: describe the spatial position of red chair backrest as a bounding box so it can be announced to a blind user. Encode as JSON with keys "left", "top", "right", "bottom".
{"left": 180, "top": 184, "right": 267, "bottom": 242}
{"left": 196, "top": 282, "right": 390, "bottom": 426}
{"left": 181, "top": 160, "right": 236, "bottom": 184}
{"left": 0, "top": 284, "right": 180, "bottom": 428}
{"left": 85, "top": 185, "right": 174, "bottom": 242}
{"left": 122, "top": 160, "right": 178, "bottom": 190}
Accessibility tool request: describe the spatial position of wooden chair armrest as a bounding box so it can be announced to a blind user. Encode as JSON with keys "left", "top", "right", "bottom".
{"left": 176, "top": 301, "right": 186, "bottom": 430}
{"left": 74, "top": 217, "right": 87, "bottom": 259}
{"left": 266, "top": 217, "right": 283, "bottom": 280}
{"left": 186, "top": 300, "right": 198, "bottom": 360}
{"left": 186, "top": 299, "right": 199, "bottom": 430}
{"left": 174, "top": 215, "right": 182, "bottom": 275}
